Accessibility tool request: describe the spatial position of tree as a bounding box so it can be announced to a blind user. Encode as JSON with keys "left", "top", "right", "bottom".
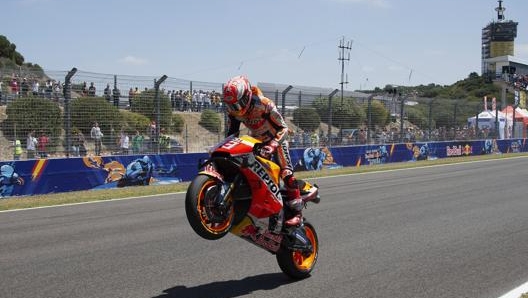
{"left": 292, "top": 107, "right": 320, "bottom": 132}
{"left": 405, "top": 106, "right": 428, "bottom": 129}
{"left": 312, "top": 96, "right": 365, "bottom": 129}
{"left": 363, "top": 99, "right": 389, "bottom": 129}
{"left": 0, "top": 35, "right": 24, "bottom": 65}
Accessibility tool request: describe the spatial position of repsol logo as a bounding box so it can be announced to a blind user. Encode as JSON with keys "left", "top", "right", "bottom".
{"left": 249, "top": 160, "right": 281, "bottom": 198}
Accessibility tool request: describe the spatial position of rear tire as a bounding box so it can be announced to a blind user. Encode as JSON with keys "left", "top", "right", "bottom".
{"left": 276, "top": 221, "right": 319, "bottom": 279}
{"left": 185, "top": 174, "right": 234, "bottom": 240}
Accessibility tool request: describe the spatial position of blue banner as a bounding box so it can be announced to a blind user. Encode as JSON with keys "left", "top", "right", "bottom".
{"left": 1, "top": 138, "right": 527, "bottom": 198}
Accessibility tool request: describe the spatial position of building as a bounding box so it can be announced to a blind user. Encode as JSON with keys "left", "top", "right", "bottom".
{"left": 481, "top": 0, "right": 523, "bottom": 79}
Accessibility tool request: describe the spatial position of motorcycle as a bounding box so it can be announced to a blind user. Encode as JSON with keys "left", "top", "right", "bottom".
{"left": 116, "top": 156, "right": 154, "bottom": 188}
{"left": 185, "top": 135, "right": 321, "bottom": 279}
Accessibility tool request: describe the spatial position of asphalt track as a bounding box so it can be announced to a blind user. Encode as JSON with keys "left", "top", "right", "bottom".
{"left": 2, "top": 157, "right": 528, "bottom": 298}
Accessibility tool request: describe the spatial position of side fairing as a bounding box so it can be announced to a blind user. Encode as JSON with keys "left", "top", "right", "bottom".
{"left": 213, "top": 135, "right": 261, "bottom": 156}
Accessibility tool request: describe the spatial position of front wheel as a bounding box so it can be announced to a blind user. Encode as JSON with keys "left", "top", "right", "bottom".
{"left": 276, "top": 221, "right": 319, "bottom": 279}
{"left": 185, "top": 174, "right": 234, "bottom": 240}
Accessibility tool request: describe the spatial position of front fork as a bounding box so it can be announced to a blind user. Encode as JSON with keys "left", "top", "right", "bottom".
{"left": 214, "top": 174, "right": 242, "bottom": 215}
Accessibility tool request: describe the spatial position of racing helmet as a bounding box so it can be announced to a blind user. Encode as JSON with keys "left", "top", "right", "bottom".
{"left": 142, "top": 155, "right": 150, "bottom": 164}
{"left": 222, "top": 75, "right": 252, "bottom": 116}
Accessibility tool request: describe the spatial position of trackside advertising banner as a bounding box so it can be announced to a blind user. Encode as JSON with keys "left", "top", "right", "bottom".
{"left": 1, "top": 138, "right": 526, "bottom": 198}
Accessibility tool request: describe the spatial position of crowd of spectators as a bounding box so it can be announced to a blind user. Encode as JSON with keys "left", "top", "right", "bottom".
{"left": 0, "top": 74, "right": 63, "bottom": 104}
{"left": 167, "top": 89, "right": 223, "bottom": 112}
{"left": 509, "top": 73, "right": 528, "bottom": 91}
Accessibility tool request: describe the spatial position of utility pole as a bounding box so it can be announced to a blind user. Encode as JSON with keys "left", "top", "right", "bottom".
{"left": 338, "top": 37, "right": 352, "bottom": 104}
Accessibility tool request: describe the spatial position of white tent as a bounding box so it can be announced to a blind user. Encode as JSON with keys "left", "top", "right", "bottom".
{"left": 467, "top": 110, "right": 512, "bottom": 139}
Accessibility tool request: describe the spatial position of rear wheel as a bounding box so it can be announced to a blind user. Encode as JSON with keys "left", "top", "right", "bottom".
{"left": 276, "top": 221, "right": 319, "bottom": 279}
{"left": 185, "top": 174, "right": 234, "bottom": 240}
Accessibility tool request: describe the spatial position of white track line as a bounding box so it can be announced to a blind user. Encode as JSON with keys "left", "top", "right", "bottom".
{"left": 498, "top": 281, "right": 528, "bottom": 298}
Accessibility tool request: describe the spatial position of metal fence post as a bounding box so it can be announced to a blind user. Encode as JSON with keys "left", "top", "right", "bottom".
{"left": 399, "top": 94, "right": 405, "bottom": 142}
{"left": 281, "top": 85, "right": 293, "bottom": 116}
{"left": 367, "top": 95, "right": 374, "bottom": 144}
{"left": 154, "top": 75, "right": 167, "bottom": 154}
{"left": 327, "top": 89, "right": 339, "bottom": 147}
{"left": 64, "top": 67, "right": 77, "bottom": 157}
{"left": 428, "top": 99, "right": 434, "bottom": 141}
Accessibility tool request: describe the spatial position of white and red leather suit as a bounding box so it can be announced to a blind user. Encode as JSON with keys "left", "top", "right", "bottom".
{"left": 225, "top": 85, "right": 303, "bottom": 218}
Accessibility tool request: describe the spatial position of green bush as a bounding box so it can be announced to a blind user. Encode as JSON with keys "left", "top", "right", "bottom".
{"left": 71, "top": 97, "right": 123, "bottom": 141}
{"left": 171, "top": 113, "right": 184, "bottom": 133}
{"left": 130, "top": 89, "right": 172, "bottom": 131}
{"left": 120, "top": 110, "right": 151, "bottom": 134}
{"left": 199, "top": 110, "right": 221, "bottom": 133}
{"left": 3, "top": 97, "right": 62, "bottom": 147}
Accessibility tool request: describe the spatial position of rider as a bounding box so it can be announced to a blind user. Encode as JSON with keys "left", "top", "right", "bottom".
{"left": 222, "top": 75, "right": 303, "bottom": 227}
{"left": 125, "top": 155, "right": 153, "bottom": 185}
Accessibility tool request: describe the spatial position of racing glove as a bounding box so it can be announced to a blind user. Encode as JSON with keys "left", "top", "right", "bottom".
{"left": 260, "top": 140, "right": 279, "bottom": 159}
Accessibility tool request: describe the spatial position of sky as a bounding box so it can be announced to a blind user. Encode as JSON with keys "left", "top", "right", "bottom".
{"left": 2, "top": 0, "right": 528, "bottom": 91}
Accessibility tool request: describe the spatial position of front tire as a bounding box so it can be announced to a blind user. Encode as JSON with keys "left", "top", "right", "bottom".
{"left": 276, "top": 221, "right": 319, "bottom": 279}
{"left": 185, "top": 174, "right": 234, "bottom": 240}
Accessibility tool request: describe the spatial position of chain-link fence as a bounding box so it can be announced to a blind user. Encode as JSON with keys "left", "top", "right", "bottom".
{"left": 0, "top": 68, "right": 525, "bottom": 161}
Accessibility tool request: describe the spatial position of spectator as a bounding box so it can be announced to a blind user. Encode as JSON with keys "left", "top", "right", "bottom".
{"left": 20, "top": 78, "right": 29, "bottom": 96}
{"left": 112, "top": 84, "right": 121, "bottom": 108}
{"left": 104, "top": 83, "right": 111, "bottom": 103}
{"left": 37, "top": 132, "right": 49, "bottom": 158}
{"left": 183, "top": 91, "right": 191, "bottom": 112}
{"left": 13, "top": 139, "right": 22, "bottom": 160}
{"left": 203, "top": 91, "right": 211, "bottom": 110}
{"left": 148, "top": 121, "right": 156, "bottom": 151}
{"left": 72, "top": 130, "right": 86, "bottom": 157}
{"left": 359, "top": 129, "right": 367, "bottom": 144}
{"left": 175, "top": 90, "right": 183, "bottom": 111}
{"left": 10, "top": 77, "right": 18, "bottom": 95}
{"left": 26, "top": 130, "right": 38, "bottom": 159}
{"left": 119, "top": 130, "right": 129, "bottom": 155}
{"left": 32, "top": 79, "right": 39, "bottom": 96}
{"left": 170, "top": 90, "right": 176, "bottom": 110}
{"left": 88, "top": 82, "right": 96, "bottom": 97}
{"left": 81, "top": 81, "right": 88, "bottom": 96}
{"left": 45, "top": 80, "right": 52, "bottom": 99}
{"left": 192, "top": 90, "right": 199, "bottom": 112}
{"left": 131, "top": 130, "right": 144, "bottom": 154}
{"left": 53, "top": 81, "right": 61, "bottom": 101}
{"left": 90, "top": 122, "right": 103, "bottom": 155}
{"left": 128, "top": 88, "right": 134, "bottom": 108}
{"left": 159, "top": 132, "right": 171, "bottom": 153}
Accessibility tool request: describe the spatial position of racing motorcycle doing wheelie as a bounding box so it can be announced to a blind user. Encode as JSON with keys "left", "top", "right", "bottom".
{"left": 185, "top": 135, "right": 321, "bottom": 279}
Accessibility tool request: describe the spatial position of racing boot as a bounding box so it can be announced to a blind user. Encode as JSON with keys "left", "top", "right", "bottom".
{"left": 284, "top": 187, "right": 303, "bottom": 227}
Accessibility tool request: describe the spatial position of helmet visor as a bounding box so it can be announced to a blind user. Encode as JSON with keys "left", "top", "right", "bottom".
{"left": 226, "top": 94, "right": 249, "bottom": 113}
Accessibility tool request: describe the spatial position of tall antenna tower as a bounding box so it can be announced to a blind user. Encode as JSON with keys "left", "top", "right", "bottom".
{"left": 338, "top": 37, "right": 352, "bottom": 104}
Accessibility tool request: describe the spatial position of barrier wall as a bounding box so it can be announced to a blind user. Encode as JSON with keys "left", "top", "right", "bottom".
{"left": 1, "top": 138, "right": 526, "bottom": 198}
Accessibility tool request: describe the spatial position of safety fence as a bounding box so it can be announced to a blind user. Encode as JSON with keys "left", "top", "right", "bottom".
{"left": 0, "top": 138, "right": 524, "bottom": 198}
{"left": 1, "top": 68, "right": 527, "bottom": 162}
